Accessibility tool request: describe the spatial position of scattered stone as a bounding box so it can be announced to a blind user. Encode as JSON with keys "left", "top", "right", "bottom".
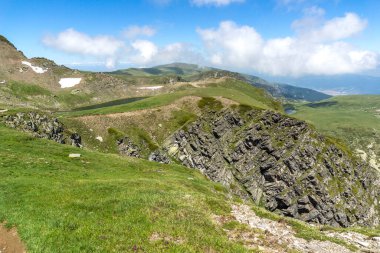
{"left": 70, "top": 133, "right": 82, "bottom": 148}
{"left": 95, "top": 136, "right": 103, "bottom": 142}
{"left": 325, "top": 231, "right": 380, "bottom": 252}
{"left": 117, "top": 137, "right": 140, "bottom": 158}
{"left": 69, "top": 154, "right": 81, "bottom": 158}
{"left": 149, "top": 150, "right": 171, "bottom": 164}
{"left": 0, "top": 109, "right": 8, "bottom": 113}
{"left": 229, "top": 204, "right": 352, "bottom": 253}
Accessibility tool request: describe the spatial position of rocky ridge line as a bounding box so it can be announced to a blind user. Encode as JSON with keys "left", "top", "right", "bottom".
{"left": 163, "top": 107, "right": 380, "bottom": 227}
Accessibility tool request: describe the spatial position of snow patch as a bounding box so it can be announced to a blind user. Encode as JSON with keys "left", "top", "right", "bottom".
{"left": 95, "top": 136, "right": 103, "bottom": 142}
{"left": 21, "top": 61, "right": 48, "bottom": 74}
{"left": 138, "top": 86, "right": 163, "bottom": 90}
{"left": 59, "top": 78, "right": 82, "bottom": 88}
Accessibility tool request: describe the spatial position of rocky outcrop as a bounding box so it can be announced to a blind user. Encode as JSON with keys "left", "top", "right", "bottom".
{"left": 149, "top": 150, "right": 171, "bottom": 164}
{"left": 70, "top": 133, "right": 82, "bottom": 148}
{"left": 3, "top": 112, "right": 81, "bottom": 147}
{"left": 164, "top": 107, "right": 380, "bottom": 227}
{"left": 117, "top": 137, "right": 141, "bottom": 158}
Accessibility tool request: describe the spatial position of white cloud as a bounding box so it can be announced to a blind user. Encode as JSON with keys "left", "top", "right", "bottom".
{"left": 197, "top": 14, "right": 378, "bottom": 76}
{"left": 191, "top": 0, "right": 244, "bottom": 7}
{"left": 43, "top": 28, "right": 202, "bottom": 69}
{"left": 131, "top": 40, "right": 158, "bottom": 64}
{"left": 122, "top": 25, "right": 156, "bottom": 39}
{"left": 197, "top": 21, "right": 263, "bottom": 67}
{"left": 43, "top": 29, "right": 125, "bottom": 68}
{"left": 294, "top": 12, "right": 367, "bottom": 42}
{"left": 277, "top": 0, "right": 305, "bottom": 6}
{"left": 130, "top": 41, "right": 203, "bottom": 66}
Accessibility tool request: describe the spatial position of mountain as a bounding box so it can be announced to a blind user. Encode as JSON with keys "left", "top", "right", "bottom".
{"left": 1, "top": 35, "right": 380, "bottom": 252}
{"left": 111, "top": 63, "right": 331, "bottom": 102}
{"left": 292, "top": 95, "right": 380, "bottom": 172}
{"left": 0, "top": 34, "right": 330, "bottom": 112}
{"left": 271, "top": 74, "right": 380, "bottom": 95}
{"left": 0, "top": 36, "right": 154, "bottom": 110}
{"left": 112, "top": 62, "right": 214, "bottom": 77}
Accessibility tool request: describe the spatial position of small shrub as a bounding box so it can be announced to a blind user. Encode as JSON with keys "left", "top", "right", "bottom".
{"left": 198, "top": 97, "right": 223, "bottom": 111}
{"left": 107, "top": 127, "right": 125, "bottom": 140}
{"left": 237, "top": 104, "right": 253, "bottom": 115}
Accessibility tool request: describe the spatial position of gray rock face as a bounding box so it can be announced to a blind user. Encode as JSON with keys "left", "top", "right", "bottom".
{"left": 4, "top": 112, "right": 66, "bottom": 143}
{"left": 149, "top": 150, "right": 171, "bottom": 164}
{"left": 70, "top": 133, "right": 82, "bottom": 148}
{"left": 117, "top": 137, "right": 141, "bottom": 158}
{"left": 164, "top": 108, "right": 380, "bottom": 227}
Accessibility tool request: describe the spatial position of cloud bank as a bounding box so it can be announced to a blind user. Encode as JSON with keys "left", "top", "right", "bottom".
{"left": 43, "top": 10, "right": 378, "bottom": 76}
{"left": 191, "top": 0, "right": 244, "bottom": 7}
{"left": 197, "top": 12, "right": 378, "bottom": 76}
{"left": 122, "top": 25, "right": 156, "bottom": 39}
{"left": 43, "top": 29, "right": 125, "bottom": 68}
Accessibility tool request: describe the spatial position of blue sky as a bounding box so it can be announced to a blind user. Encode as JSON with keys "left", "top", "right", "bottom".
{"left": 1, "top": 0, "right": 380, "bottom": 77}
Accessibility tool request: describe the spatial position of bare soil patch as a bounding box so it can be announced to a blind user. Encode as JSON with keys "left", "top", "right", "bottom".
{"left": 0, "top": 224, "right": 26, "bottom": 253}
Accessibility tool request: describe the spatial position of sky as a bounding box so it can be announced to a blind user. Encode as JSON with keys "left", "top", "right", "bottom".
{"left": 1, "top": 0, "right": 380, "bottom": 77}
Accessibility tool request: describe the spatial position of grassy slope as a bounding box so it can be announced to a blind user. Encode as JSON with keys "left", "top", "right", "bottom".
{"left": 63, "top": 79, "right": 281, "bottom": 117}
{"left": 2, "top": 124, "right": 377, "bottom": 252}
{"left": 0, "top": 124, "right": 251, "bottom": 252}
{"left": 292, "top": 95, "right": 380, "bottom": 166}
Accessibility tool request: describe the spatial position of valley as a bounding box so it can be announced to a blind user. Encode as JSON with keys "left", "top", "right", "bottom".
{"left": 0, "top": 35, "right": 380, "bottom": 253}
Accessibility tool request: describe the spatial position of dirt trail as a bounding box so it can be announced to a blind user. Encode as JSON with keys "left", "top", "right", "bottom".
{"left": 0, "top": 224, "right": 26, "bottom": 253}
{"left": 228, "top": 204, "right": 380, "bottom": 253}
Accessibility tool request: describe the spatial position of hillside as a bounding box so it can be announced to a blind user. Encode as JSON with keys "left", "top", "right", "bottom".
{"left": 111, "top": 63, "right": 331, "bottom": 102}
{"left": 0, "top": 35, "right": 330, "bottom": 113}
{"left": 1, "top": 35, "right": 380, "bottom": 252}
{"left": 292, "top": 95, "right": 380, "bottom": 171}
{"left": 2, "top": 112, "right": 380, "bottom": 252}
{"left": 0, "top": 36, "right": 172, "bottom": 110}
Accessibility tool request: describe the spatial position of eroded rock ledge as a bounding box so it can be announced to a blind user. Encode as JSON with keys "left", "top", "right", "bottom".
{"left": 164, "top": 107, "right": 380, "bottom": 227}
{"left": 3, "top": 112, "right": 82, "bottom": 147}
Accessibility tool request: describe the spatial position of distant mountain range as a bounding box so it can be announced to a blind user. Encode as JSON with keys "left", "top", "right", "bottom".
{"left": 270, "top": 74, "right": 380, "bottom": 95}
{"left": 111, "top": 63, "right": 331, "bottom": 102}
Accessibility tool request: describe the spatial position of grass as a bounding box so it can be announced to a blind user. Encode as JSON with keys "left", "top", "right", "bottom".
{"left": 292, "top": 95, "right": 380, "bottom": 168}
{"left": 198, "top": 97, "right": 223, "bottom": 111}
{"left": 71, "top": 97, "right": 148, "bottom": 111}
{"left": 0, "top": 123, "right": 253, "bottom": 252}
{"left": 55, "top": 91, "right": 93, "bottom": 108}
{"left": 1, "top": 121, "right": 379, "bottom": 252}
{"left": 61, "top": 79, "right": 281, "bottom": 117}
{"left": 8, "top": 81, "right": 51, "bottom": 98}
